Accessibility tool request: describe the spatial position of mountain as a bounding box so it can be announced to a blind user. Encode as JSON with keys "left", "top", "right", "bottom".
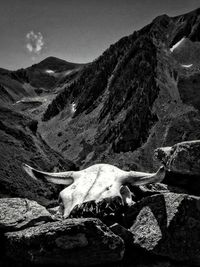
{"left": 29, "top": 56, "right": 82, "bottom": 72}
{"left": 0, "top": 68, "right": 35, "bottom": 104}
{"left": 0, "top": 56, "right": 85, "bottom": 124}
{"left": 0, "top": 57, "right": 84, "bottom": 105}
{"left": 0, "top": 57, "right": 82, "bottom": 204}
{"left": 0, "top": 105, "right": 77, "bottom": 206}
{"left": 26, "top": 56, "right": 84, "bottom": 90}
{"left": 39, "top": 8, "right": 200, "bottom": 171}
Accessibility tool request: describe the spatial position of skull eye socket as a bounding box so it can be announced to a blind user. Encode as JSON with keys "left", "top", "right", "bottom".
{"left": 58, "top": 194, "right": 63, "bottom": 206}
{"left": 57, "top": 194, "right": 64, "bottom": 215}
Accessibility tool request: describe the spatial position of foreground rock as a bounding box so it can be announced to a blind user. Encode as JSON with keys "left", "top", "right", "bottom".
{"left": 5, "top": 218, "right": 124, "bottom": 266}
{"left": 109, "top": 223, "right": 133, "bottom": 247}
{"left": 48, "top": 205, "right": 63, "bottom": 221}
{"left": 0, "top": 198, "right": 53, "bottom": 232}
{"left": 125, "top": 193, "right": 200, "bottom": 265}
{"left": 130, "top": 182, "right": 189, "bottom": 201}
{"left": 155, "top": 140, "right": 200, "bottom": 176}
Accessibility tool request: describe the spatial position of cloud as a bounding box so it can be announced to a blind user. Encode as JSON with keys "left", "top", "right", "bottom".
{"left": 25, "top": 31, "right": 45, "bottom": 58}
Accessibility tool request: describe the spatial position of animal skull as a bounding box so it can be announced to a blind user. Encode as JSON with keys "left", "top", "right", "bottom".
{"left": 23, "top": 163, "right": 165, "bottom": 218}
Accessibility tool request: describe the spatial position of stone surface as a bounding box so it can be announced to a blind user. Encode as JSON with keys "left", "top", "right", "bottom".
{"left": 155, "top": 141, "right": 200, "bottom": 195}
{"left": 48, "top": 205, "right": 63, "bottom": 221}
{"left": 130, "top": 182, "right": 189, "bottom": 201}
{"left": 125, "top": 193, "right": 200, "bottom": 265}
{"left": 109, "top": 223, "right": 133, "bottom": 246}
{"left": 5, "top": 218, "right": 124, "bottom": 266}
{"left": 162, "top": 170, "right": 200, "bottom": 196}
{"left": 0, "top": 198, "right": 53, "bottom": 232}
{"left": 155, "top": 140, "right": 200, "bottom": 176}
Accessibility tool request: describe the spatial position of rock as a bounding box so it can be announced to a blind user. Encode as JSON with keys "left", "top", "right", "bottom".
{"left": 155, "top": 141, "right": 200, "bottom": 195}
{"left": 130, "top": 182, "right": 188, "bottom": 201}
{"left": 0, "top": 198, "right": 53, "bottom": 232}
{"left": 109, "top": 223, "right": 133, "bottom": 246}
{"left": 162, "top": 171, "right": 200, "bottom": 196}
{"left": 130, "top": 183, "right": 169, "bottom": 201}
{"left": 131, "top": 261, "right": 190, "bottom": 267}
{"left": 155, "top": 140, "right": 200, "bottom": 176}
{"left": 48, "top": 206, "right": 63, "bottom": 221}
{"left": 125, "top": 193, "right": 200, "bottom": 265}
{"left": 5, "top": 218, "right": 124, "bottom": 266}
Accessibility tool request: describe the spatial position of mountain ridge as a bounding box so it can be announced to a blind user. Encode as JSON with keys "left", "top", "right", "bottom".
{"left": 38, "top": 7, "right": 200, "bottom": 171}
{"left": 0, "top": 56, "right": 85, "bottom": 106}
{"left": 28, "top": 56, "right": 84, "bottom": 71}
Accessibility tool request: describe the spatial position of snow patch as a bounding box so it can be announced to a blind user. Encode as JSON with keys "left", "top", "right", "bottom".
{"left": 170, "top": 37, "right": 185, "bottom": 52}
{"left": 181, "top": 64, "right": 193, "bottom": 68}
{"left": 45, "top": 70, "right": 55, "bottom": 74}
{"left": 71, "top": 102, "right": 76, "bottom": 114}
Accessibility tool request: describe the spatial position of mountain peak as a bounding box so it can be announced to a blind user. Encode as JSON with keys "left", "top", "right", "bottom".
{"left": 29, "top": 56, "right": 83, "bottom": 72}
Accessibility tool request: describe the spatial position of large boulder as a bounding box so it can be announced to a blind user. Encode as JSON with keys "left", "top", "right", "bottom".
{"left": 155, "top": 140, "right": 200, "bottom": 176}
{"left": 125, "top": 193, "right": 200, "bottom": 265}
{"left": 5, "top": 218, "right": 124, "bottom": 266}
{"left": 0, "top": 198, "right": 53, "bottom": 232}
{"left": 130, "top": 182, "right": 189, "bottom": 201}
{"left": 154, "top": 141, "right": 200, "bottom": 195}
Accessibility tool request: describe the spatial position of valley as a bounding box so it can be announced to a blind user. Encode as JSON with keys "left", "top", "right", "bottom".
{"left": 1, "top": 8, "right": 200, "bottom": 203}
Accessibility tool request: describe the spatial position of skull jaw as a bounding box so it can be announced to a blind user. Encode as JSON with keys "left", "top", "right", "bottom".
{"left": 60, "top": 183, "right": 135, "bottom": 220}
{"left": 65, "top": 185, "right": 135, "bottom": 226}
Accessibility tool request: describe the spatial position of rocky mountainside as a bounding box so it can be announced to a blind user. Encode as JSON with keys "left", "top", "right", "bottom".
{"left": 0, "top": 57, "right": 83, "bottom": 204}
{"left": 39, "top": 8, "right": 200, "bottom": 171}
{"left": 0, "top": 68, "right": 35, "bottom": 104}
{"left": 0, "top": 105, "right": 76, "bottom": 206}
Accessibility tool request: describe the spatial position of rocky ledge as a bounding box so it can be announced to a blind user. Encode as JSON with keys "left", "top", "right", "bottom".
{"left": 155, "top": 140, "right": 200, "bottom": 176}
{"left": 0, "top": 140, "right": 200, "bottom": 267}
{"left": 155, "top": 140, "right": 200, "bottom": 195}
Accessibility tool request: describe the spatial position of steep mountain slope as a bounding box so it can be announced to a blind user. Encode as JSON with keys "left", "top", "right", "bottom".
{"left": 0, "top": 68, "right": 35, "bottom": 104}
{"left": 40, "top": 8, "right": 200, "bottom": 171}
{"left": 0, "top": 105, "right": 76, "bottom": 206}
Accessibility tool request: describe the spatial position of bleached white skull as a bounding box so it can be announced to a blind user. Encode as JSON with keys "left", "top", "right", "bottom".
{"left": 23, "top": 163, "right": 165, "bottom": 218}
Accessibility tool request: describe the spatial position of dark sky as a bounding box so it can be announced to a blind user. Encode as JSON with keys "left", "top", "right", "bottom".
{"left": 1, "top": 0, "right": 199, "bottom": 70}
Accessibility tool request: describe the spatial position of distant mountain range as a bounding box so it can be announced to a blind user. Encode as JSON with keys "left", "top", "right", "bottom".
{"left": 0, "top": 56, "right": 84, "bottom": 104}
{"left": 1, "top": 8, "right": 200, "bottom": 202}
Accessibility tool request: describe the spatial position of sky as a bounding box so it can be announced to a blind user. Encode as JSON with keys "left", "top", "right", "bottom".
{"left": 0, "top": 0, "right": 200, "bottom": 70}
